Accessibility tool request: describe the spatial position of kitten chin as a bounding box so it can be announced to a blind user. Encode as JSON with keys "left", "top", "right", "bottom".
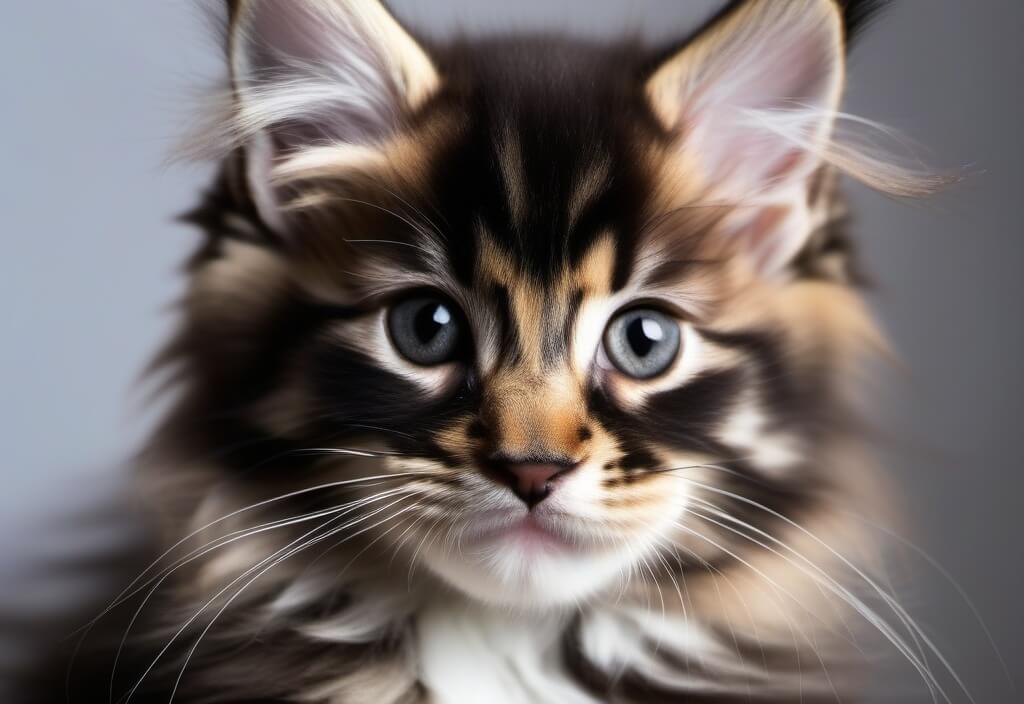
{"left": 420, "top": 523, "right": 638, "bottom": 608}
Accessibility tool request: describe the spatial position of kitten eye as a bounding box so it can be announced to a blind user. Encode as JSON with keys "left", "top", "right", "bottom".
{"left": 387, "top": 294, "right": 463, "bottom": 366}
{"left": 603, "top": 308, "right": 681, "bottom": 380}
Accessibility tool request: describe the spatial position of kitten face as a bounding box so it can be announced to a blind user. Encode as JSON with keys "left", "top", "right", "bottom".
{"left": 176, "top": 0, "right": 870, "bottom": 609}
{"left": 264, "top": 65, "right": 712, "bottom": 605}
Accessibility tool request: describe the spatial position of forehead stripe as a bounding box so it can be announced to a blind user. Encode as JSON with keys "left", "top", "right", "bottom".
{"left": 548, "top": 287, "right": 585, "bottom": 368}
{"left": 490, "top": 283, "right": 522, "bottom": 367}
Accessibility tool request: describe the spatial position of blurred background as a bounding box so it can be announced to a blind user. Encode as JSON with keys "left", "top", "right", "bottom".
{"left": 1, "top": 1, "right": 1020, "bottom": 701}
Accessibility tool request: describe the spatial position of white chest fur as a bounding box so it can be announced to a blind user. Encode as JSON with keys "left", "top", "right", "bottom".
{"left": 414, "top": 597, "right": 719, "bottom": 704}
{"left": 415, "top": 598, "right": 598, "bottom": 704}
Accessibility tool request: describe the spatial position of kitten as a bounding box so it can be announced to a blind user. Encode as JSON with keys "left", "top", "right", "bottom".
{"left": 26, "top": 1, "right": 950, "bottom": 702}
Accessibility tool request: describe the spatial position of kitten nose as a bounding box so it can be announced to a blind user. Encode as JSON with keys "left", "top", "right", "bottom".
{"left": 495, "top": 458, "right": 578, "bottom": 508}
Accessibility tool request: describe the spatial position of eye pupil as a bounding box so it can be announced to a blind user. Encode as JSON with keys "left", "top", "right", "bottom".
{"left": 626, "top": 317, "right": 663, "bottom": 357}
{"left": 413, "top": 302, "right": 451, "bottom": 344}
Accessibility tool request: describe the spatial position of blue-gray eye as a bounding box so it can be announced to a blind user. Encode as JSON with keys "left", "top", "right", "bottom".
{"left": 387, "top": 295, "right": 462, "bottom": 365}
{"left": 603, "top": 308, "right": 680, "bottom": 379}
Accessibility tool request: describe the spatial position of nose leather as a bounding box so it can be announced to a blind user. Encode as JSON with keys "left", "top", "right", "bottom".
{"left": 495, "top": 459, "right": 578, "bottom": 508}
{"left": 508, "top": 463, "right": 561, "bottom": 498}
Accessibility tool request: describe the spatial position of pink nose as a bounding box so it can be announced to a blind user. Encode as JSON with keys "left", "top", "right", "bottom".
{"left": 496, "top": 460, "right": 577, "bottom": 508}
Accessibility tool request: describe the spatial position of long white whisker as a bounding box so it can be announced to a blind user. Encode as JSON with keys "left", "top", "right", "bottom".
{"left": 843, "top": 506, "right": 1015, "bottom": 690}
{"left": 407, "top": 510, "right": 448, "bottom": 587}
{"left": 669, "top": 520, "right": 843, "bottom": 694}
{"left": 683, "top": 500, "right": 947, "bottom": 704}
{"left": 676, "top": 472, "right": 973, "bottom": 704}
{"left": 110, "top": 485, "right": 414, "bottom": 703}
{"left": 79, "top": 471, "right": 428, "bottom": 639}
{"left": 118, "top": 489, "right": 419, "bottom": 704}
{"left": 675, "top": 540, "right": 763, "bottom": 694}
{"left": 166, "top": 493, "right": 425, "bottom": 702}
{"left": 297, "top": 487, "right": 438, "bottom": 584}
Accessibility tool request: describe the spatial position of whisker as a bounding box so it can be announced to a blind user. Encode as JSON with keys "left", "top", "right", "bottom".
{"left": 669, "top": 519, "right": 874, "bottom": 697}
{"left": 288, "top": 446, "right": 408, "bottom": 458}
{"left": 108, "top": 485, "right": 418, "bottom": 703}
{"left": 407, "top": 510, "right": 448, "bottom": 587}
{"left": 122, "top": 490, "right": 422, "bottom": 703}
{"left": 166, "top": 493, "right": 428, "bottom": 702}
{"left": 77, "top": 472, "right": 432, "bottom": 631}
{"left": 655, "top": 461, "right": 971, "bottom": 702}
{"left": 386, "top": 508, "right": 433, "bottom": 570}
{"left": 678, "top": 475, "right": 974, "bottom": 704}
{"left": 294, "top": 486, "right": 437, "bottom": 584}
{"left": 682, "top": 499, "right": 951, "bottom": 704}
{"left": 841, "top": 506, "right": 1015, "bottom": 691}
{"left": 674, "top": 539, "right": 765, "bottom": 687}
{"left": 69, "top": 469, "right": 434, "bottom": 698}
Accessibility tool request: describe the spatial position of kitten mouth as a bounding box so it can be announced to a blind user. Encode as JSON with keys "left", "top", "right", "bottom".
{"left": 468, "top": 512, "right": 575, "bottom": 551}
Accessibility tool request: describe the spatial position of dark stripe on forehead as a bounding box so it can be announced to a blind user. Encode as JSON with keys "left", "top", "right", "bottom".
{"left": 551, "top": 287, "right": 584, "bottom": 367}
{"left": 567, "top": 180, "right": 642, "bottom": 293}
{"left": 489, "top": 283, "right": 522, "bottom": 366}
{"left": 423, "top": 38, "right": 661, "bottom": 287}
{"left": 538, "top": 290, "right": 574, "bottom": 369}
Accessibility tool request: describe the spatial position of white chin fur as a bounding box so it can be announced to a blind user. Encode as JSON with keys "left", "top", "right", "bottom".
{"left": 415, "top": 475, "right": 691, "bottom": 608}
{"left": 422, "top": 534, "right": 641, "bottom": 608}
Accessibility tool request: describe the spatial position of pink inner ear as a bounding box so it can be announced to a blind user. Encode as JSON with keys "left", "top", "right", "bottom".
{"left": 737, "top": 205, "right": 793, "bottom": 270}
{"left": 236, "top": 2, "right": 405, "bottom": 150}
{"left": 683, "top": 12, "right": 841, "bottom": 200}
{"left": 658, "top": 3, "right": 844, "bottom": 276}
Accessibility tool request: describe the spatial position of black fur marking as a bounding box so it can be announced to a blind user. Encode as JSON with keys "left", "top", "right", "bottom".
{"left": 562, "top": 616, "right": 845, "bottom": 703}
{"left": 466, "top": 417, "right": 488, "bottom": 439}
{"left": 682, "top": 0, "right": 888, "bottom": 57}
{"left": 423, "top": 38, "right": 659, "bottom": 288}
{"left": 699, "top": 328, "right": 842, "bottom": 439}
{"left": 312, "top": 345, "right": 475, "bottom": 444}
{"left": 586, "top": 370, "right": 741, "bottom": 473}
{"left": 489, "top": 283, "right": 522, "bottom": 366}
{"left": 557, "top": 288, "right": 585, "bottom": 367}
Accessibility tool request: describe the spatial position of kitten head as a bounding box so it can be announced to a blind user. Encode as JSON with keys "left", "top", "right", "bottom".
{"left": 168, "top": 0, "right": 892, "bottom": 609}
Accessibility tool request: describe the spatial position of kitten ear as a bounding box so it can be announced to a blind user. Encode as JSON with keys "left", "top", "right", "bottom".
{"left": 646, "top": 0, "right": 845, "bottom": 275}
{"left": 228, "top": 0, "right": 439, "bottom": 232}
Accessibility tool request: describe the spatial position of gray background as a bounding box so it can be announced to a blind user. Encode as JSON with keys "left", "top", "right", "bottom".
{"left": 1, "top": 1, "right": 1020, "bottom": 701}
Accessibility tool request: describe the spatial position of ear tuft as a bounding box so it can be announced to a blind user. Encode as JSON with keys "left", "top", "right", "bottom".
{"left": 838, "top": 0, "right": 890, "bottom": 45}
{"left": 227, "top": 0, "right": 439, "bottom": 233}
{"left": 646, "top": 0, "right": 845, "bottom": 274}
{"left": 646, "top": 0, "right": 941, "bottom": 276}
{"left": 647, "top": 0, "right": 844, "bottom": 197}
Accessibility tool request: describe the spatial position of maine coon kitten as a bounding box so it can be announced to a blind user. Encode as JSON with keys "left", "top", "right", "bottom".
{"left": 31, "top": 1, "right": 954, "bottom": 702}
